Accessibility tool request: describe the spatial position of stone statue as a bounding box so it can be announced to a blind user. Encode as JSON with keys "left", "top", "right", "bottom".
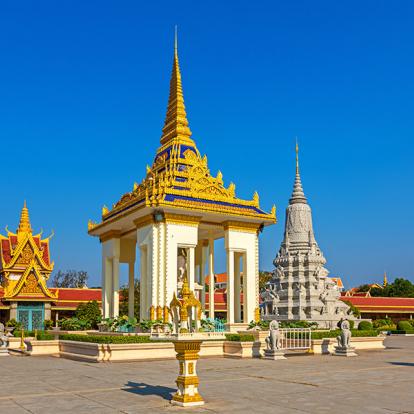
{"left": 334, "top": 319, "right": 357, "bottom": 357}
{"left": 0, "top": 322, "right": 9, "bottom": 351}
{"left": 177, "top": 248, "right": 187, "bottom": 283}
{"left": 265, "top": 320, "right": 281, "bottom": 351}
{"left": 336, "top": 319, "right": 351, "bottom": 348}
{"left": 261, "top": 288, "right": 280, "bottom": 316}
{"left": 263, "top": 320, "right": 286, "bottom": 360}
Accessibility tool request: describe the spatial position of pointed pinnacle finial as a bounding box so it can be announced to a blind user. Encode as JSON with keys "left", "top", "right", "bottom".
{"left": 289, "top": 139, "right": 307, "bottom": 205}
{"left": 174, "top": 25, "right": 178, "bottom": 56}
{"left": 160, "top": 27, "right": 193, "bottom": 146}
{"left": 18, "top": 200, "right": 32, "bottom": 234}
{"left": 383, "top": 271, "right": 388, "bottom": 287}
{"left": 295, "top": 137, "right": 299, "bottom": 175}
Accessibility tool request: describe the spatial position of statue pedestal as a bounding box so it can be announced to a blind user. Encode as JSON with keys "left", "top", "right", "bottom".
{"left": 333, "top": 346, "right": 358, "bottom": 357}
{"left": 264, "top": 349, "right": 286, "bottom": 360}
{"left": 171, "top": 339, "right": 205, "bottom": 407}
{"left": 0, "top": 348, "right": 9, "bottom": 357}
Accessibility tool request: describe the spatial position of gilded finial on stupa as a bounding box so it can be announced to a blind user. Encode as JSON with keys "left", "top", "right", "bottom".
{"left": 295, "top": 137, "right": 299, "bottom": 175}
{"left": 383, "top": 271, "right": 388, "bottom": 287}
{"left": 17, "top": 200, "right": 32, "bottom": 235}
{"left": 102, "top": 205, "right": 109, "bottom": 216}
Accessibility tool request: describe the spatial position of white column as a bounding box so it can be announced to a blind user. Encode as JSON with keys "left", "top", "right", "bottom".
{"left": 208, "top": 237, "right": 215, "bottom": 319}
{"left": 234, "top": 253, "right": 241, "bottom": 323}
{"left": 112, "top": 256, "right": 120, "bottom": 318}
{"left": 242, "top": 253, "right": 248, "bottom": 323}
{"left": 188, "top": 246, "right": 195, "bottom": 292}
{"left": 102, "top": 257, "right": 112, "bottom": 318}
{"left": 200, "top": 241, "right": 207, "bottom": 308}
{"left": 139, "top": 246, "right": 146, "bottom": 321}
{"left": 226, "top": 249, "right": 235, "bottom": 324}
{"left": 128, "top": 262, "right": 135, "bottom": 319}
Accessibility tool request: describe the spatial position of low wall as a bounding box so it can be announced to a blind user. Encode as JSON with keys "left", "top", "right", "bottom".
{"left": 223, "top": 341, "right": 261, "bottom": 358}
{"left": 14, "top": 335, "right": 386, "bottom": 361}
{"left": 26, "top": 340, "right": 60, "bottom": 356}
{"left": 311, "top": 336, "right": 386, "bottom": 355}
{"left": 58, "top": 340, "right": 226, "bottom": 362}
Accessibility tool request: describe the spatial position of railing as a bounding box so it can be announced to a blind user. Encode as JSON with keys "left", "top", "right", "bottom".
{"left": 279, "top": 328, "right": 312, "bottom": 350}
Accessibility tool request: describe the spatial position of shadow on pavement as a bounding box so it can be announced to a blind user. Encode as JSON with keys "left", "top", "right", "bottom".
{"left": 124, "top": 381, "right": 175, "bottom": 401}
{"left": 389, "top": 362, "right": 414, "bottom": 367}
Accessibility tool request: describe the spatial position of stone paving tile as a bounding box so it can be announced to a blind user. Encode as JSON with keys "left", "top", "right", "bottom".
{"left": 0, "top": 336, "right": 413, "bottom": 414}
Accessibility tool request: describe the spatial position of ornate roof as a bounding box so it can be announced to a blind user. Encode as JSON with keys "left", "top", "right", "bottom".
{"left": 89, "top": 36, "right": 275, "bottom": 231}
{"left": 0, "top": 202, "right": 57, "bottom": 300}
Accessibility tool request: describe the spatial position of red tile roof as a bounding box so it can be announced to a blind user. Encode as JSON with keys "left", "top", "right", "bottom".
{"left": 341, "top": 296, "right": 414, "bottom": 312}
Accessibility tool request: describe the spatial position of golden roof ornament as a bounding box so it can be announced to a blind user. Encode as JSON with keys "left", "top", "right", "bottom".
{"left": 17, "top": 201, "right": 32, "bottom": 236}
{"left": 87, "top": 31, "right": 276, "bottom": 229}
{"left": 160, "top": 27, "right": 193, "bottom": 147}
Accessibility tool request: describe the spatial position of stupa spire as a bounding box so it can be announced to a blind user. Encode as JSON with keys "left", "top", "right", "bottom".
{"left": 160, "top": 27, "right": 193, "bottom": 146}
{"left": 17, "top": 200, "right": 32, "bottom": 234}
{"left": 289, "top": 140, "right": 307, "bottom": 205}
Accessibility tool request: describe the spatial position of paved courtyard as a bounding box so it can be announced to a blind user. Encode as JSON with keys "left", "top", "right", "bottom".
{"left": 1, "top": 336, "right": 414, "bottom": 414}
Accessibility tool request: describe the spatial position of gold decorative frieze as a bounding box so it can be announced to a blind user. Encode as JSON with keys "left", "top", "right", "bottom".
{"left": 223, "top": 221, "right": 261, "bottom": 233}
{"left": 164, "top": 213, "right": 201, "bottom": 227}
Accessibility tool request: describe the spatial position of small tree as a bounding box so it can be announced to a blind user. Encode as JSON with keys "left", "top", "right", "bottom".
{"left": 75, "top": 300, "right": 101, "bottom": 329}
{"left": 259, "top": 270, "right": 272, "bottom": 291}
{"left": 119, "top": 280, "right": 140, "bottom": 319}
{"left": 51, "top": 270, "right": 88, "bottom": 288}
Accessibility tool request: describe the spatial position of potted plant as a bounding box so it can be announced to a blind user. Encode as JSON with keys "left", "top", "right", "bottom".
{"left": 6, "top": 319, "right": 21, "bottom": 335}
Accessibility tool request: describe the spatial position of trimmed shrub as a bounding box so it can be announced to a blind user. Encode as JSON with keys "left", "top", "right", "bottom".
{"left": 358, "top": 321, "right": 373, "bottom": 331}
{"left": 310, "top": 330, "right": 378, "bottom": 340}
{"left": 397, "top": 320, "right": 412, "bottom": 331}
{"left": 225, "top": 334, "right": 255, "bottom": 342}
{"left": 59, "top": 334, "right": 154, "bottom": 344}
{"left": 59, "top": 317, "right": 91, "bottom": 331}
{"left": 75, "top": 301, "right": 101, "bottom": 329}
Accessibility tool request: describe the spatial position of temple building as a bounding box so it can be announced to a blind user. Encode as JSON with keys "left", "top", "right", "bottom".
{"left": 0, "top": 203, "right": 102, "bottom": 329}
{"left": 88, "top": 36, "right": 276, "bottom": 328}
{"left": 262, "top": 144, "right": 349, "bottom": 328}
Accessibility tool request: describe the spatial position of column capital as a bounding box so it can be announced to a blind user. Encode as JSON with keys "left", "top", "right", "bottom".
{"left": 99, "top": 230, "right": 122, "bottom": 243}
{"left": 222, "top": 221, "right": 261, "bottom": 233}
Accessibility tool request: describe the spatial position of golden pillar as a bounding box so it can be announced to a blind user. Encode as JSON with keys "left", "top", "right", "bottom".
{"left": 171, "top": 340, "right": 204, "bottom": 407}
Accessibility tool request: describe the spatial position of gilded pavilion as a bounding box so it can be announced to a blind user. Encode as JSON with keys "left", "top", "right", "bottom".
{"left": 88, "top": 36, "right": 276, "bottom": 328}
{"left": 0, "top": 202, "right": 56, "bottom": 329}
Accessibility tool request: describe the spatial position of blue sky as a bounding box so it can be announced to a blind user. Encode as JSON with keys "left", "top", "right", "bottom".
{"left": 0, "top": 1, "right": 413, "bottom": 288}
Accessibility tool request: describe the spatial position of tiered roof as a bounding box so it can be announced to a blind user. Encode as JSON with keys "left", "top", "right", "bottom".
{"left": 89, "top": 35, "right": 275, "bottom": 233}
{"left": 0, "top": 202, "right": 57, "bottom": 300}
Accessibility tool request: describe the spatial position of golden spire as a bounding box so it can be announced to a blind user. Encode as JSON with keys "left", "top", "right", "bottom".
{"left": 383, "top": 271, "right": 388, "bottom": 287}
{"left": 17, "top": 200, "right": 32, "bottom": 234}
{"left": 160, "top": 27, "right": 193, "bottom": 146}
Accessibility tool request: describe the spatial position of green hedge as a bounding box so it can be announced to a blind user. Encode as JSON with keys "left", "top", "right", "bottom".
{"left": 311, "top": 330, "right": 379, "bottom": 340}
{"left": 389, "top": 330, "right": 414, "bottom": 335}
{"left": 358, "top": 321, "right": 373, "bottom": 330}
{"left": 225, "top": 334, "right": 255, "bottom": 342}
{"left": 13, "top": 331, "right": 55, "bottom": 341}
{"left": 59, "top": 334, "right": 155, "bottom": 344}
{"left": 397, "top": 321, "right": 412, "bottom": 331}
